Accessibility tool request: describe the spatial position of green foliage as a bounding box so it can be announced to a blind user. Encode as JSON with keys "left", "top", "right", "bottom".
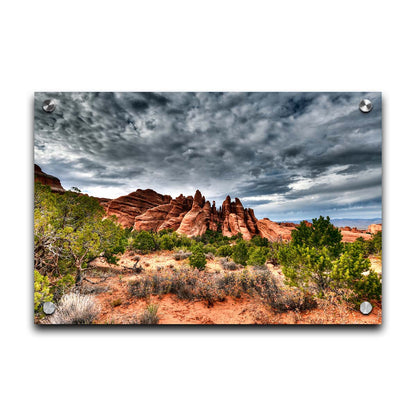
{"left": 158, "top": 233, "right": 175, "bottom": 250}
{"left": 292, "top": 216, "right": 342, "bottom": 258}
{"left": 34, "top": 270, "right": 53, "bottom": 313}
{"left": 202, "top": 244, "right": 217, "bottom": 256}
{"left": 277, "top": 217, "right": 382, "bottom": 305}
{"left": 34, "top": 183, "right": 126, "bottom": 281}
{"left": 250, "top": 235, "right": 269, "bottom": 247}
{"left": 131, "top": 230, "right": 157, "bottom": 253}
{"left": 189, "top": 244, "right": 207, "bottom": 270}
{"left": 372, "top": 231, "right": 382, "bottom": 254}
{"left": 331, "top": 243, "right": 382, "bottom": 305}
{"left": 217, "top": 244, "right": 234, "bottom": 258}
{"left": 52, "top": 274, "right": 76, "bottom": 300}
{"left": 278, "top": 244, "right": 333, "bottom": 295}
{"left": 267, "top": 241, "right": 283, "bottom": 266}
{"left": 232, "top": 240, "right": 249, "bottom": 266}
{"left": 247, "top": 246, "right": 269, "bottom": 266}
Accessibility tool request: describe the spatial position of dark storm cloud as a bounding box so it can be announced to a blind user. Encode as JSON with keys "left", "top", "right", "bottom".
{"left": 34, "top": 92, "right": 382, "bottom": 220}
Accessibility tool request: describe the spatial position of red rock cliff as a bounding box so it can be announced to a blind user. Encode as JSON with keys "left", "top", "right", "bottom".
{"left": 34, "top": 164, "right": 65, "bottom": 193}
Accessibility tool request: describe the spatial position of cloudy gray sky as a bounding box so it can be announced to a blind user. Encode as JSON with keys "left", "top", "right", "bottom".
{"left": 34, "top": 92, "right": 382, "bottom": 221}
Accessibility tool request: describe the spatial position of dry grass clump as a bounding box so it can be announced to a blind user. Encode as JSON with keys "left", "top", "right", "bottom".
{"left": 264, "top": 289, "right": 317, "bottom": 313}
{"left": 79, "top": 284, "right": 110, "bottom": 295}
{"left": 139, "top": 303, "right": 160, "bottom": 324}
{"left": 48, "top": 292, "right": 101, "bottom": 324}
{"left": 220, "top": 257, "right": 238, "bottom": 270}
{"left": 173, "top": 250, "right": 192, "bottom": 261}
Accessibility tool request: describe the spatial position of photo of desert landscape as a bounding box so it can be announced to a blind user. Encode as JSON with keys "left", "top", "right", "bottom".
{"left": 34, "top": 92, "right": 382, "bottom": 325}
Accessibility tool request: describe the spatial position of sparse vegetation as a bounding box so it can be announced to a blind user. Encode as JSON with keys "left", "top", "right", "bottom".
{"left": 139, "top": 304, "right": 160, "bottom": 324}
{"left": 47, "top": 292, "right": 101, "bottom": 324}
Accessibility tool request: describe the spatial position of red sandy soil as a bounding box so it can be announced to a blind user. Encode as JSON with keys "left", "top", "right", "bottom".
{"left": 83, "top": 252, "right": 382, "bottom": 325}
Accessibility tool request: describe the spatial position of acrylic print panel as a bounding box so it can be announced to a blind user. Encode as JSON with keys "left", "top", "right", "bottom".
{"left": 34, "top": 92, "right": 382, "bottom": 325}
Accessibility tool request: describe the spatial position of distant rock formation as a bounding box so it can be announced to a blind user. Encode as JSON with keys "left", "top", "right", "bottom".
{"left": 367, "top": 223, "right": 382, "bottom": 234}
{"left": 34, "top": 164, "right": 65, "bottom": 193}
{"left": 34, "top": 164, "right": 381, "bottom": 242}
{"left": 256, "top": 219, "right": 296, "bottom": 241}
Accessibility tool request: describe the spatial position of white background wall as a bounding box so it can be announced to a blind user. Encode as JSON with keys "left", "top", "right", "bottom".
{"left": 1, "top": 1, "right": 414, "bottom": 415}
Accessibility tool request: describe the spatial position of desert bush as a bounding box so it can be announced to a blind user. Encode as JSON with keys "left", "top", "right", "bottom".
{"left": 247, "top": 246, "right": 269, "bottom": 266}
{"left": 217, "top": 273, "right": 243, "bottom": 297}
{"left": 331, "top": 243, "right": 382, "bottom": 306}
{"left": 205, "top": 252, "right": 215, "bottom": 260}
{"left": 265, "top": 290, "right": 317, "bottom": 313}
{"left": 217, "top": 245, "right": 233, "bottom": 257}
{"left": 79, "top": 284, "right": 110, "bottom": 295}
{"left": 34, "top": 183, "right": 126, "bottom": 282}
{"left": 278, "top": 244, "right": 333, "bottom": 296}
{"left": 250, "top": 235, "right": 269, "bottom": 247}
{"left": 203, "top": 244, "right": 217, "bottom": 255}
{"left": 51, "top": 274, "right": 75, "bottom": 301}
{"left": 129, "top": 276, "right": 155, "bottom": 298}
{"left": 132, "top": 230, "right": 157, "bottom": 253}
{"left": 139, "top": 304, "right": 160, "bottom": 324}
{"left": 173, "top": 250, "right": 192, "bottom": 260}
{"left": 292, "top": 216, "right": 343, "bottom": 258}
{"left": 189, "top": 245, "right": 207, "bottom": 270}
{"left": 220, "top": 257, "right": 238, "bottom": 270}
{"left": 34, "top": 271, "right": 53, "bottom": 314}
{"left": 372, "top": 231, "right": 382, "bottom": 254}
{"left": 48, "top": 292, "right": 100, "bottom": 324}
{"left": 158, "top": 233, "right": 176, "bottom": 250}
{"left": 232, "top": 240, "right": 249, "bottom": 266}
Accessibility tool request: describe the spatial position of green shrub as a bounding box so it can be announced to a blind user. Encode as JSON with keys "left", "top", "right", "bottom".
{"left": 159, "top": 233, "right": 175, "bottom": 250}
{"left": 203, "top": 244, "right": 217, "bottom": 256}
{"left": 34, "top": 271, "right": 53, "bottom": 313}
{"left": 292, "top": 216, "right": 343, "bottom": 258}
{"left": 52, "top": 274, "right": 75, "bottom": 301}
{"left": 189, "top": 245, "right": 207, "bottom": 270}
{"left": 372, "top": 231, "right": 382, "bottom": 254}
{"left": 232, "top": 240, "right": 249, "bottom": 266}
{"left": 331, "top": 243, "right": 382, "bottom": 306}
{"left": 247, "top": 246, "right": 269, "bottom": 266}
{"left": 132, "top": 231, "right": 156, "bottom": 253}
{"left": 250, "top": 235, "right": 269, "bottom": 247}
{"left": 278, "top": 244, "right": 333, "bottom": 296}
{"left": 217, "top": 245, "right": 233, "bottom": 257}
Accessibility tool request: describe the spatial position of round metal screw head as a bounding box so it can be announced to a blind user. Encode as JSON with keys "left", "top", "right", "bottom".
{"left": 43, "top": 301, "right": 56, "bottom": 315}
{"left": 360, "top": 301, "right": 373, "bottom": 315}
{"left": 42, "top": 99, "right": 56, "bottom": 113}
{"left": 359, "top": 98, "right": 373, "bottom": 113}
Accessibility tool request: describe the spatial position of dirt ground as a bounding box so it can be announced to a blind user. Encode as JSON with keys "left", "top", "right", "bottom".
{"left": 83, "top": 251, "right": 382, "bottom": 325}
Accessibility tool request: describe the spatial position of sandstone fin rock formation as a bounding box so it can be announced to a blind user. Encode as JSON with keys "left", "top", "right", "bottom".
{"left": 34, "top": 165, "right": 381, "bottom": 242}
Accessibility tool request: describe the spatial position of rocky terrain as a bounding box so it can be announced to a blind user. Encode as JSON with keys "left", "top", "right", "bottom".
{"left": 34, "top": 164, "right": 381, "bottom": 242}
{"left": 34, "top": 164, "right": 65, "bottom": 193}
